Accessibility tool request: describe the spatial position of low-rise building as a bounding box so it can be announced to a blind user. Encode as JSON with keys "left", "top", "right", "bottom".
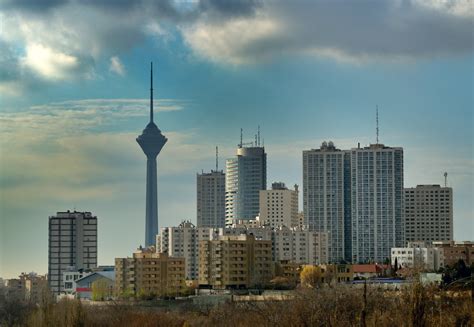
{"left": 352, "top": 264, "right": 389, "bottom": 279}
{"left": 75, "top": 271, "right": 115, "bottom": 300}
{"left": 115, "top": 247, "right": 185, "bottom": 298}
{"left": 434, "top": 241, "right": 474, "bottom": 268}
{"left": 391, "top": 244, "right": 439, "bottom": 271}
{"left": 199, "top": 234, "right": 273, "bottom": 289}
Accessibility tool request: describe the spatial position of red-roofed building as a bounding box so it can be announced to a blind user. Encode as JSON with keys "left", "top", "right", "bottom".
{"left": 352, "top": 264, "right": 390, "bottom": 279}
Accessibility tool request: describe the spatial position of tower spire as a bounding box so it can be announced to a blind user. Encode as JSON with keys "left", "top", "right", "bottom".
{"left": 150, "top": 62, "right": 154, "bottom": 123}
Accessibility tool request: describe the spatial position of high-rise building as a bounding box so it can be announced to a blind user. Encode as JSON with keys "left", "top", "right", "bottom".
{"left": 259, "top": 182, "right": 299, "bottom": 229}
{"left": 404, "top": 185, "right": 453, "bottom": 243}
{"left": 303, "top": 141, "right": 351, "bottom": 263}
{"left": 48, "top": 211, "right": 97, "bottom": 295}
{"left": 225, "top": 145, "right": 267, "bottom": 226}
{"left": 350, "top": 144, "right": 404, "bottom": 263}
{"left": 136, "top": 63, "right": 168, "bottom": 247}
{"left": 115, "top": 247, "right": 185, "bottom": 297}
{"left": 197, "top": 170, "right": 226, "bottom": 228}
{"left": 198, "top": 234, "right": 273, "bottom": 289}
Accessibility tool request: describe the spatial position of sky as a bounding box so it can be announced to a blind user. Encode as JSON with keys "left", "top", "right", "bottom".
{"left": 0, "top": 0, "right": 473, "bottom": 278}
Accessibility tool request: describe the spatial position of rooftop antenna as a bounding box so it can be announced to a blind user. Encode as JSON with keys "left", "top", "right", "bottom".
{"left": 444, "top": 172, "right": 448, "bottom": 187}
{"left": 215, "top": 146, "right": 218, "bottom": 171}
{"left": 240, "top": 128, "right": 243, "bottom": 148}
{"left": 255, "top": 134, "right": 258, "bottom": 147}
{"left": 258, "top": 125, "right": 261, "bottom": 146}
{"left": 150, "top": 62, "right": 154, "bottom": 123}
{"left": 376, "top": 105, "right": 379, "bottom": 144}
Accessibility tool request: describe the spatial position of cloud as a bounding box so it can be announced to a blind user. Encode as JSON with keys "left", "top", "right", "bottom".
{"left": 109, "top": 56, "right": 125, "bottom": 76}
{"left": 183, "top": 1, "right": 474, "bottom": 65}
{"left": 0, "top": 0, "right": 472, "bottom": 95}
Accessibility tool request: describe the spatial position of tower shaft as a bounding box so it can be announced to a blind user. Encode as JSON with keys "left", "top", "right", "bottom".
{"left": 145, "top": 156, "right": 158, "bottom": 246}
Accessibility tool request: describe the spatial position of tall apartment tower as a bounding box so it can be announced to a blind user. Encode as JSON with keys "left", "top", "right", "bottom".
{"left": 259, "top": 182, "right": 299, "bottom": 228}
{"left": 303, "top": 141, "right": 351, "bottom": 263}
{"left": 404, "top": 185, "right": 453, "bottom": 243}
{"left": 136, "top": 63, "right": 167, "bottom": 247}
{"left": 48, "top": 211, "right": 97, "bottom": 295}
{"left": 225, "top": 145, "right": 267, "bottom": 226}
{"left": 350, "top": 144, "right": 404, "bottom": 263}
{"left": 197, "top": 170, "right": 226, "bottom": 228}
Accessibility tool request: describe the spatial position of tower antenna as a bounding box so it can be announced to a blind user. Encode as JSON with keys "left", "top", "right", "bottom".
{"left": 215, "top": 146, "right": 218, "bottom": 171}
{"left": 376, "top": 105, "right": 379, "bottom": 144}
{"left": 258, "top": 125, "right": 260, "bottom": 146}
{"left": 444, "top": 172, "right": 448, "bottom": 187}
{"left": 150, "top": 62, "right": 154, "bottom": 123}
{"left": 255, "top": 134, "right": 257, "bottom": 147}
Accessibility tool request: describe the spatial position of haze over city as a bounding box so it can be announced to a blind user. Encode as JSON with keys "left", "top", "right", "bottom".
{"left": 0, "top": 0, "right": 473, "bottom": 280}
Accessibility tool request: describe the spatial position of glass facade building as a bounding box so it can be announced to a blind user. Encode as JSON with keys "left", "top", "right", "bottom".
{"left": 225, "top": 146, "right": 267, "bottom": 226}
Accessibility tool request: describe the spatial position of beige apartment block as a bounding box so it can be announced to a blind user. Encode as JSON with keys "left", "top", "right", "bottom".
{"left": 199, "top": 234, "right": 273, "bottom": 289}
{"left": 433, "top": 241, "right": 474, "bottom": 268}
{"left": 115, "top": 247, "right": 185, "bottom": 298}
{"left": 259, "top": 182, "right": 299, "bottom": 228}
{"left": 405, "top": 185, "right": 453, "bottom": 243}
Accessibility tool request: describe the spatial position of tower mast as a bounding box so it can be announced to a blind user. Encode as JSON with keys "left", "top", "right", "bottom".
{"left": 150, "top": 62, "right": 154, "bottom": 123}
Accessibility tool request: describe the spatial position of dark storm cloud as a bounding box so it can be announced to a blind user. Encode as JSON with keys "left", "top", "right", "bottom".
{"left": 199, "top": 0, "right": 261, "bottom": 17}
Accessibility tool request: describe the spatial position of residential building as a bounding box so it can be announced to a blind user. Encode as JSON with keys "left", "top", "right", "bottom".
{"left": 157, "top": 221, "right": 214, "bottom": 280}
{"left": 197, "top": 170, "right": 226, "bottom": 228}
{"left": 433, "top": 241, "right": 474, "bottom": 268}
{"left": 48, "top": 211, "right": 98, "bottom": 295}
{"left": 391, "top": 244, "right": 439, "bottom": 271}
{"left": 75, "top": 271, "right": 115, "bottom": 300}
{"left": 199, "top": 234, "right": 273, "bottom": 289}
{"left": 303, "top": 141, "right": 351, "bottom": 263}
{"left": 23, "top": 273, "right": 48, "bottom": 304}
{"left": 259, "top": 182, "right": 299, "bottom": 228}
{"left": 115, "top": 247, "right": 185, "bottom": 297}
{"left": 272, "top": 226, "right": 328, "bottom": 265}
{"left": 225, "top": 145, "right": 267, "bottom": 226}
{"left": 4, "top": 273, "right": 48, "bottom": 304}
{"left": 404, "top": 185, "right": 453, "bottom": 243}
{"left": 350, "top": 144, "right": 404, "bottom": 263}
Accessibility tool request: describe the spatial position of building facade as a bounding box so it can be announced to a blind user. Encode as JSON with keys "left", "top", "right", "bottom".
{"left": 225, "top": 146, "right": 267, "bottom": 226}
{"left": 391, "top": 244, "right": 439, "bottom": 271}
{"left": 198, "top": 234, "right": 273, "bottom": 289}
{"left": 350, "top": 144, "right": 404, "bottom": 263}
{"left": 157, "top": 221, "right": 214, "bottom": 280}
{"left": 197, "top": 170, "right": 226, "bottom": 228}
{"left": 115, "top": 247, "right": 185, "bottom": 298}
{"left": 433, "top": 241, "right": 474, "bottom": 268}
{"left": 272, "top": 226, "right": 328, "bottom": 265}
{"left": 259, "top": 182, "right": 299, "bottom": 228}
{"left": 404, "top": 185, "right": 453, "bottom": 243}
{"left": 303, "top": 141, "right": 351, "bottom": 263}
{"left": 48, "top": 211, "right": 98, "bottom": 295}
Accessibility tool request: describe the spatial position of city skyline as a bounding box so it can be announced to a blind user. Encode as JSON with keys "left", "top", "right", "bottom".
{"left": 1, "top": 1, "right": 473, "bottom": 278}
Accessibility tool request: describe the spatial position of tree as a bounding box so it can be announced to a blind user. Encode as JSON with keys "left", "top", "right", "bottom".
{"left": 300, "top": 266, "right": 323, "bottom": 288}
{"left": 92, "top": 279, "right": 112, "bottom": 301}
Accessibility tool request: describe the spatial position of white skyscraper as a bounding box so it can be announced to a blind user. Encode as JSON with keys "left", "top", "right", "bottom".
{"left": 48, "top": 211, "right": 97, "bottom": 295}
{"left": 303, "top": 141, "right": 351, "bottom": 263}
{"left": 404, "top": 185, "right": 453, "bottom": 243}
{"left": 197, "top": 170, "right": 226, "bottom": 228}
{"left": 225, "top": 145, "right": 267, "bottom": 226}
{"left": 350, "top": 144, "right": 404, "bottom": 263}
{"left": 259, "top": 182, "right": 299, "bottom": 229}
